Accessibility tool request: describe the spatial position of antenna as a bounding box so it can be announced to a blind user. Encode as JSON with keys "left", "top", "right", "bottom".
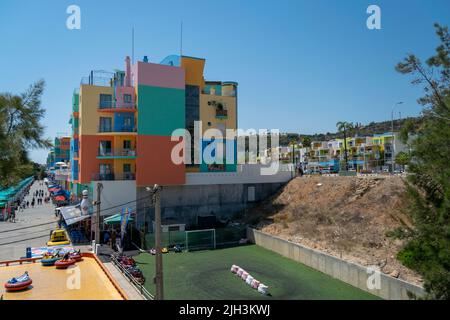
{"left": 180, "top": 21, "right": 183, "bottom": 57}
{"left": 132, "top": 26, "right": 135, "bottom": 64}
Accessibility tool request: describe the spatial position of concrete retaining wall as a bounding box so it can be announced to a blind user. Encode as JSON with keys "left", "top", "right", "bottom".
{"left": 247, "top": 228, "right": 424, "bottom": 300}
{"left": 135, "top": 182, "right": 286, "bottom": 228}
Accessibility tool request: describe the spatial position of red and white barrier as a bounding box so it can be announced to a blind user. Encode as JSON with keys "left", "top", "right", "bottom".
{"left": 230, "top": 265, "right": 269, "bottom": 295}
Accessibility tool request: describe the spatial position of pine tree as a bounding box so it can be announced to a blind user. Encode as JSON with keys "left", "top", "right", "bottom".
{"left": 0, "top": 80, "right": 51, "bottom": 187}
{"left": 395, "top": 23, "right": 450, "bottom": 299}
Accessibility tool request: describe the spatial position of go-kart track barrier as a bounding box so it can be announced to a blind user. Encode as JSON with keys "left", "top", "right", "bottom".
{"left": 247, "top": 228, "right": 425, "bottom": 300}
{"left": 110, "top": 254, "right": 154, "bottom": 300}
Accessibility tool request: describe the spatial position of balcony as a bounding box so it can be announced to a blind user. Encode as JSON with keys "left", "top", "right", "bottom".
{"left": 91, "top": 172, "right": 136, "bottom": 181}
{"left": 97, "top": 149, "right": 137, "bottom": 159}
{"left": 98, "top": 101, "right": 136, "bottom": 112}
{"left": 215, "top": 109, "right": 228, "bottom": 119}
{"left": 98, "top": 126, "right": 137, "bottom": 134}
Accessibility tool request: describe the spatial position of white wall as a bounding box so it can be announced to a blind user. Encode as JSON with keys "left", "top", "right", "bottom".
{"left": 91, "top": 180, "right": 136, "bottom": 217}
{"left": 185, "top": 164, "right": 294, "bottom": 185}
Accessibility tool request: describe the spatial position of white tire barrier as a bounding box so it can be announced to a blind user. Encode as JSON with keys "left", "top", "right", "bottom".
{"left": 258, "top": 284, "right": 269, "bottom": 295}
{"left": 251, "top": 279, "right": 260, "bottom": 289}
{"left": 230, "top": 265, "right": 269, "bottom": 295}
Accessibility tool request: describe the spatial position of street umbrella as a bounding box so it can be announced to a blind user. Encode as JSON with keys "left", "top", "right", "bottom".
{"left": 54, "top": 195, "right": 66, "bottom": 202}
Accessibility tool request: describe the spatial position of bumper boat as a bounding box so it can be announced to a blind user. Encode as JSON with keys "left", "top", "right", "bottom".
{"left": 69, "top": 250, "right": 83, "bottom": 262}
{"left": 4, "top": 272, "right": 32, "bottom": 292}
{"left": 55, "top": 258, "right": 76, "bottom": 269}
{"left": 41, "top": 255, "right": 61, "bottom": 266}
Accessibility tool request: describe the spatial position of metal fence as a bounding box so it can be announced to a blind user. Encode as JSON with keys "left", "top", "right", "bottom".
{"left": 144, "top": 225, "right": 247, "bottom": 250}
{"left": 110, "top": 254, "right": 154, "bottom": 300}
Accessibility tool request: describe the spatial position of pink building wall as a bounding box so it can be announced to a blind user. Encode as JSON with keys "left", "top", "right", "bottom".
{"left": 133, "top": 61, "right": 185, "bottom": 89}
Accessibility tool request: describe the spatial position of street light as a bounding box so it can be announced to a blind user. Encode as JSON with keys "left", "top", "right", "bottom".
{"left": 391, "top": 102, "right": 404, "bottom": 173}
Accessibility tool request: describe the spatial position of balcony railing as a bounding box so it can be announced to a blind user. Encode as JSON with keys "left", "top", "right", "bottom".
{"left": 99, "top": 101, "right": 136, "bottom": 110}
{"left": 91, "top": 172, "right": 136, "bottom": 181}
{"left": 97, "top": 149, "right": 137, "bottom": 158}
{"left": 215, "top": 109, "right": 228, "bottom": 118}
{"left": 98, "top": 126, "right": 137, "bottom": 133}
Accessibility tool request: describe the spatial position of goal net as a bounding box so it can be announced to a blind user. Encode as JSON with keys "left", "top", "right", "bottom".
{"left": 185, "top": 229, "right": 216, "bottom": 251}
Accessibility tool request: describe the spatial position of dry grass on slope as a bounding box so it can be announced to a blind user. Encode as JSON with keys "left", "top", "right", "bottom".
{"left": 246, "top": 175, "right": 422, "bottom": 285}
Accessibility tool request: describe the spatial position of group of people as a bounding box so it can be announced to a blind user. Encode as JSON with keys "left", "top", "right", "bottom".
{"left": 3, "top": 182, "right": 33, "bottom": 222}
{"left": 6, "top": 182, "right": 51, "bottom": 223}
{"left": 29, "top": 188, "right": 50, "bottom": 208}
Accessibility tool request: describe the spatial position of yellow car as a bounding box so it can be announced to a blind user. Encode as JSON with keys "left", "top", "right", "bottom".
{"left": 47, "top": 229, "right": 71, "bottom": 246}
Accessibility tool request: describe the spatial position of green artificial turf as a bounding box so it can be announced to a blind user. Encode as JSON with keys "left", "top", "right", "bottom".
{"left": 134, "top": 245, "right": 379, "bottom": 300}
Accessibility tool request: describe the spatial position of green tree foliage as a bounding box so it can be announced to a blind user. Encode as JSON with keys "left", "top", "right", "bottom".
{"left": 395, "top": 24, "right": 450, "bottom": 299}
{"left": 301, "top": 136, "right": 312, "bottom": 148}
{"left": 395, "top": 151, "right": 411, "bottom": 166}
{"left": 0, "top": 80, "right": 51, "bottom": 188}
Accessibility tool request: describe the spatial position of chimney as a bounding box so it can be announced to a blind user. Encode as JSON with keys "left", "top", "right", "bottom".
{"left": 125, "top": 56, "right": 131, "bottom": 87}
{"left": 143, "top": 56, "right": 149, "bottom": 63}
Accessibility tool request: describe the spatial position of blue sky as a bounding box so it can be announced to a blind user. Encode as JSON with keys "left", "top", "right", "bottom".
{"left": 0, "top": 0, "right": 449, "bottom": 164}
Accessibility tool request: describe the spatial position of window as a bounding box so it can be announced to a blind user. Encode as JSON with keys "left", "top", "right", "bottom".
{"left": 99, "top": 117, "right": 112, "bottom": 132}
{"left": 99, "top": 94, "right": 112, "bottom": 108}
{"left": 122, "top": 116, "right": 133, "bottom": 131}
{"left": 123, "top": 140, "right": 132, "bottom": 150}
{"left": 99, "top": 164, "right": 113, "bottom": 180}
{"left": 99, "top": 141, "right": 112, "bottom": 156}
{"left": 123, "top": 94, "right": 132, "bottom": 104}
{"left": 123, "top": 163, "right": 131, "bottom": 173}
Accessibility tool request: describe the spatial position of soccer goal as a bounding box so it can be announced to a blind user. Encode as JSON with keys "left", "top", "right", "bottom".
{"left": 185, "top": 229, "right": 216, "bottom": 251}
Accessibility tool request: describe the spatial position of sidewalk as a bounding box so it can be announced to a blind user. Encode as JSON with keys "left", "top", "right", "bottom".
{"left": 0, "top": 180, "right": 58, "bottom": 261}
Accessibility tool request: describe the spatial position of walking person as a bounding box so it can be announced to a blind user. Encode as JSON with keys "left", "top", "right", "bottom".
{"left": 10, "top": 206, "right": 16, "bottom": 223}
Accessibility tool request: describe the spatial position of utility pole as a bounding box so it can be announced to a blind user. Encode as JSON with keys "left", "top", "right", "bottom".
{"left": 95, "top": 183, "right": 103, "bottom": 246}
{"left": 147, "top": 184, "right": 164, "bottom": 300}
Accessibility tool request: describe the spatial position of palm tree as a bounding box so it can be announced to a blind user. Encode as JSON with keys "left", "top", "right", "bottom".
{"left": 336, "top": 121, "right": 354, "bottom": 171}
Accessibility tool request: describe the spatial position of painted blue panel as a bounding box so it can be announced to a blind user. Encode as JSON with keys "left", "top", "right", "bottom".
{"left": 114, "top": 112, "right": 135, "bottom": 132}
{"left": 160, "top": 55, "right": 181, "bottom": 67}
{"left": 200, "top": 139, "right": 236, "bottom": 172}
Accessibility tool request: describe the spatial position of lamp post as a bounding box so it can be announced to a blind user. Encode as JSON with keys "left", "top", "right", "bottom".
{"left": 391, "top": 102, "right": 403, "bottom": 173}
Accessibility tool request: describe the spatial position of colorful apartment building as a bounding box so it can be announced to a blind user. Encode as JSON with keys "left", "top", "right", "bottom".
{"left": 305, "top": 132, "right": 405, "bottom": 173}
{"left": 46, "top": 136, "right": 71, "bottom": 168}
{"left": 69, "top": 55, "right": 238, "bottom": 197}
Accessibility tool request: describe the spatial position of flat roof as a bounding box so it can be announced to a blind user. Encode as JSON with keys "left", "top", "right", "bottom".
{"left": 0, "top": 255, "right": 125, "bottom": 300}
